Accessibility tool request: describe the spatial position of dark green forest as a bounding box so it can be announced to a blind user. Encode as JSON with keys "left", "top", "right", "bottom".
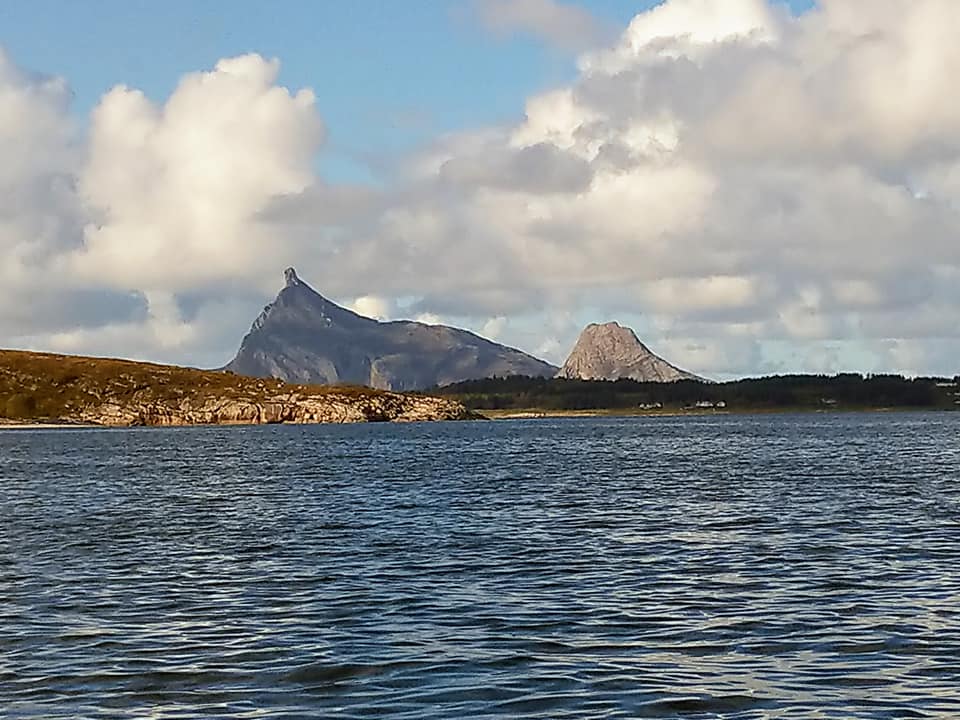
{"left": 435, "top": 374, "right": 960, "bottom": 412}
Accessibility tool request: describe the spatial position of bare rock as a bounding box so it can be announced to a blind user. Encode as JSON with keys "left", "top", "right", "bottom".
{"left": 557, "top": 322, "right": 702, "bottom": 383}
{"left": 225, "top": 268, "right": 557, "bottom": 391}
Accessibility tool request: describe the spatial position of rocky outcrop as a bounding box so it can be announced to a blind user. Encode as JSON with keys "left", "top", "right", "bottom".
{"left": 0, "top": 349, "right": 476, "bottom": 427}
{"left": 225, "top": 268, "right": 557, "bottom": 390}
{"left": 76, "top": 391, "right": 474, "bottom": 426}
{"left": 557, "top": 322, "right": 701, "bottom": 383}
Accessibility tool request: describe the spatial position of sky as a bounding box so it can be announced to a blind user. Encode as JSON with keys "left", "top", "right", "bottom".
{"left": 1, "top": 0, "right": 958, "bottom": 379}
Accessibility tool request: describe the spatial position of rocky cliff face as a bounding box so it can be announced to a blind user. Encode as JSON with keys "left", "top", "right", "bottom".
{"left": 557, "top": 322, "right": 701, "bottom": 383}
{"left": 0, "top": 349, "right": 476, "bottom": 427}
{"left": 76, "top": 391, "right": 472, "bottom": 426}
{"left": 225, "top": 268, "right": 557, "bottom": 390}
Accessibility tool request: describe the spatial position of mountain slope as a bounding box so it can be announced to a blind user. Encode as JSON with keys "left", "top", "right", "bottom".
{"left": 557, "top": 322, "right": 701, "bottom": 383}
{"left": 225, "top": 268, "right": 557, "bottom": 390}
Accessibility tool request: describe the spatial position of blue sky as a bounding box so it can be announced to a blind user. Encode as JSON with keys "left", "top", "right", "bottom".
{"left": 0, "top": 0, "right": 813, "bottom": 182}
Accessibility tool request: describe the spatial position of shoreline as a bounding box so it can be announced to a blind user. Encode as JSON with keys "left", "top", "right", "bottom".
{"left": 2, "top": 406, "right": 953, "bottom": 427}
{"left": 479, "top": 406, "right": 957, "bottom": 420}
{"left": 0, "top": 422, "right": 101, "bottom": 430}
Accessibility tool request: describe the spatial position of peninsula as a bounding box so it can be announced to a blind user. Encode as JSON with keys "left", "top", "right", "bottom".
{"left": 0, "top": 349, "right": 475, "bottom": 427}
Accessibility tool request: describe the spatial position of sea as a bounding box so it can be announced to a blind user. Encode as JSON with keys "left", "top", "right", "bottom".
{"left": 2, "top": 413, "right": 959, "bottom": 718}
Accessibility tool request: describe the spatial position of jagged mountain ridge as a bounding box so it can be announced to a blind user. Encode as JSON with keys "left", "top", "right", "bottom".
{"left": 557, "top": 322, "right": 701, "bottom": 383}
{"left": 225, "top": 268, "right": 557, "bottom": 391}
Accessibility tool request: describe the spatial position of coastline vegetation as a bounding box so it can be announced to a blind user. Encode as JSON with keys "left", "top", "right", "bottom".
{"left": 435, "top": 374, "right": 960, "bottom": 415}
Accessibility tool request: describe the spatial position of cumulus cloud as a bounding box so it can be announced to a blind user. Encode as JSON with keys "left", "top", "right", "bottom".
{"left": 0, "top": 51, "right": 324, "bottom": 362}
{"left": 473, "top": 0, "right": 614, "bottom": 52}
{"left": 580, "top": 0, "right": 779, "bottom": 76}
{"left": 305, "top": 0, "right": 960, "bottom": 376}
{"left": 4, "top": 0, "right": 960, "bottom": 378}
{"left": 0, "top": 50, "right": 83, "bottom": 297}
{"left": 75, "top": 54, "right": 323, "bottom": 292}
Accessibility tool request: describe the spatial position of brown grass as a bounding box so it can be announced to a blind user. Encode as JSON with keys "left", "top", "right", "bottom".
{"left": 0, "top": 349, "right": 388, "bottom": 422}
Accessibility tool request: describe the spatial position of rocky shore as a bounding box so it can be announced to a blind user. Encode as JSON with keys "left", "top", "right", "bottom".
{"left": 0, "top": 349, "right": 476, "bottom": 427}
{"left": 78, "top": 391, "right": 474, "bottom": 426}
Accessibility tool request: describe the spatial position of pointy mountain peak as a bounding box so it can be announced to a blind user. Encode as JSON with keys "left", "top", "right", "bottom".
{"left": 246, "top": 267, "right": 370, "bottom": 336}
{"left": 276, "top": 267, "right": 324, "bottom": 303}
{"left": 225, "top": 268, "right": 558, "bottom": 390}
{"left": 558, "top": 321, "right": 700, "bottom": 383}
{"left": 283, "top": 267, "right": 301, "bottom": 288}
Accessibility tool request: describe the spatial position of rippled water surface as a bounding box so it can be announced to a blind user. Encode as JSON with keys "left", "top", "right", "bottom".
{"left": 2, "top": 414, "right": 960, "bottom": 718}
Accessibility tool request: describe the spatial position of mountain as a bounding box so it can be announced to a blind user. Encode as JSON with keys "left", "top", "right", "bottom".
{"left": 225, "top": 268, "right": 557, "bottom": 390}
{"left": 557, "top": 322, "right": 701, "bottom": 383}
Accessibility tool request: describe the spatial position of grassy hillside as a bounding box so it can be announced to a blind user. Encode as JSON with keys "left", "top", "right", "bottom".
{"left": 0, "top": 349, "right": 386, "bottom": 423}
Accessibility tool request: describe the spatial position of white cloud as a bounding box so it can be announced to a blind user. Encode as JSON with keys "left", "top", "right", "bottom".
{"left": 0, "top": 49, "right": 83, "bottom": 293}
{"left": 583, "top": 0, "right": 779, "bottom": 72}
{"left": 481, "top": 315, "right": 508, "bottom": 340}
{"left": 322, "top": 0, "right": 960, "bottom": 376}
{"left": 74, "top": 54, "right": 323, "bottom": 293}
{"left": 348, "top": 295, "right": 393, "bottom": 321}
{"left": 642, "top": 276, "right": 767, "bottom": 316}
{"left": 0, "top": 51, "right": 325, "bottom": 363}
{"left": 535, "top": 336, "right": 563, "bottom": 362}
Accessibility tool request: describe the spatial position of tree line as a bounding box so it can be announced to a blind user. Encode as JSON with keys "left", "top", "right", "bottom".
{"left": 434, "top": 374, "right": 960, "bottom": 411}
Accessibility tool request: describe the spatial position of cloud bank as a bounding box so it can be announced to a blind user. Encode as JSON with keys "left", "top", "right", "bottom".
{"left": 3, "top": 0, "right": 960, "bottom": 377}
